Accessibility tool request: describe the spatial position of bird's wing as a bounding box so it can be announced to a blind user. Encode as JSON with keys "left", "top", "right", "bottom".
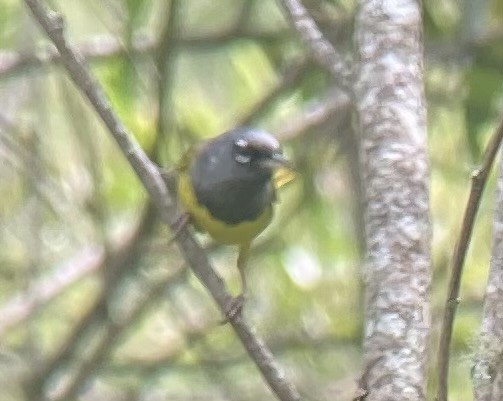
{"left": 175, "top": 146, "right": 196, "bottom": 173}
{"left": 175, "top": 139, "right": 209, "bottom": 173}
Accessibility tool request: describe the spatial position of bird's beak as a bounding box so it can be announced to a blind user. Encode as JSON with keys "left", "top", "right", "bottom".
{"left": 259, "top": 152, "right": 295, "bottom": 171}
{"left": 259, "top": 152, "right": 296, "bottom": 188}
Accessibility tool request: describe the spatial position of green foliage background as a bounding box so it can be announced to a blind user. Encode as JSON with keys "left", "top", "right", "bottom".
{"left": 0, "top": 0, "right": 502, "bottom": 400}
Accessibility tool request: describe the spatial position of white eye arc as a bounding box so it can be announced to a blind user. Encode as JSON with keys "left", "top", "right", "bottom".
{"left": 235, "top": 154, "right": 251, "bottom": 164}
{"left": 234, "top": 138, "right": 251, "bottom": 164}
{"left": 235, "top": 139, "right": 248, "bottom": 148}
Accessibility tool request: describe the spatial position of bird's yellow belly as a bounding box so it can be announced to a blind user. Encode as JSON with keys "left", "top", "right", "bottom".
{"left": 177, "top": 173, "right": 273, "bottom": 245}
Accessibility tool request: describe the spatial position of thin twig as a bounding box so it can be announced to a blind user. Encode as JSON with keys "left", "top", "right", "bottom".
{"left": 51, "top": 265, "right": 188, "bottom": 401}
{"left": 436, "top": 115, "right": 503, "bottom": 401}
{"left": 0, "top": 113, "right": 95, "bottom": 234}
{"left": 0, "top": 33, "right": 154, "bottom": 78}
{"left": 0, "top": 29, "right": 289, "bottom": 78}
{"left": 275, "top": 87, "right": 351, "bottom": 141}
{"left": 107, "top": 334, "right": 358, "bottom": 379}
{"left": 0, "top": 244, "right": 103, "bottom": 336}
{"left": 277, "top": 0, "right": 352, "bottom": 90}
{"left": 23, "top": 206, "right": 158, "bottom": 400}
{"left": 22, "top": 2, "right": 301, "bottom": 400}
{"left": 154, "top": 0, "right": 181, "bottom": 153}
{"left": 236, "top": 58, "right": 311, "bottom": 127}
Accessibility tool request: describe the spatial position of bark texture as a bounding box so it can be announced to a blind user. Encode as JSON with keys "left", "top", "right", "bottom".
{"left": 473, "top": 158, "right": 503, "bottom": 401}
{"left": 354, "top": 1, "right": 431, "bottom": 400}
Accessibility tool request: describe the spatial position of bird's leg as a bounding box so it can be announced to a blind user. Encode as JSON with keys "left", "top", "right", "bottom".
{"left": 159, "top": 167, "right": 177, "bottom": 191}
{"left": 158, "top": 165, "right": 191, "bottom": 245}
{"left": 237, "top": 244, "right": 250, "bottom": 298}
{"left": 222, "top": 244, "right": 250, "bottom": 322}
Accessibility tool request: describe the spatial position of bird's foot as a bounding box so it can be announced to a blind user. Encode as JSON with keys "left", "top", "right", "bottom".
{"left": 220, "top": 293, "right": 246, "bottom": 324}
{"left": 167, "top": 213, "right": 191, "bottom": 245}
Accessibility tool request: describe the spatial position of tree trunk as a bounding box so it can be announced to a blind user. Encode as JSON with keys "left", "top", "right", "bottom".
{"left": 354, "top": 1, "right": 431, "bottom": 400}
{"left": 473, "top": 157, "right": 503, "bottom": 401}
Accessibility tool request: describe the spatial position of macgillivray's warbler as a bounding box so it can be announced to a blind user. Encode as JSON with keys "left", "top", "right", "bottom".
{"left": 176, "top": 127, "right": 294, "bottom": 319}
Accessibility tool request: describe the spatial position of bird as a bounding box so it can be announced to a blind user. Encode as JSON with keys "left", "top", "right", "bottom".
{"left": 175, "top": 127, "right": 294, "bottom": 319}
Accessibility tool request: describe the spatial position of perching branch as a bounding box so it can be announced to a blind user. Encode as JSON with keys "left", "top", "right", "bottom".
{"left": 436, "top": 115, "right": 503, "bottom": 401}
{"left": 277, "top": 0, "right": 352, "bottom": 90}
{"left": 0, "top": 87, "right": 347, "bottom": 339}
{"left": 22, "top": 1, "right": 301, "bottom": 401}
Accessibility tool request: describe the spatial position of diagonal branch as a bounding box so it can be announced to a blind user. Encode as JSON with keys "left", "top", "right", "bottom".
{"left": 0, "top": 243, "right": 104, "bottom": 336}
{"left": 236, "top": 58, "right": 311, "bottom": 127}
{"left": 275, "top": 87, "right": 351, "bottom": 141}
{"left": 277, "top": 0, "right": 352, "bottom": 90}
{"left": 22, "top": 1, "right": 301, "bottom": 401}
{"left": 436, "top": 115, "right": 503, "bottom": 401}
{"left": 50, "top": 265, "right": 189, "bottom": 401}
{"left": 23, "top": 205, "right": 158, "bottom": 400}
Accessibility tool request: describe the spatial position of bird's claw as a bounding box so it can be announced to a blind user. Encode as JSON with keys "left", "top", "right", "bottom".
{"left": 220, "top": 294, "right": 246, "bottom": 324}
{"left": 167, "top": 213, "right": 190, "bottom": 245}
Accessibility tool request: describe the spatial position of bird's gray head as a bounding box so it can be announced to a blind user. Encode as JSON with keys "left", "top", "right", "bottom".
{"left": 230, "top": 128, "right": 290, "bottom": 172}
{"left": 189, "top": 127, "right": 292, "bottom": 225}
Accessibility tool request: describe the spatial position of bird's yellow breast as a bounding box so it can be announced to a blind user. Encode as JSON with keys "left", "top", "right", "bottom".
{"left": 177, "top": 172, "right": 273, "bottom": 245}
